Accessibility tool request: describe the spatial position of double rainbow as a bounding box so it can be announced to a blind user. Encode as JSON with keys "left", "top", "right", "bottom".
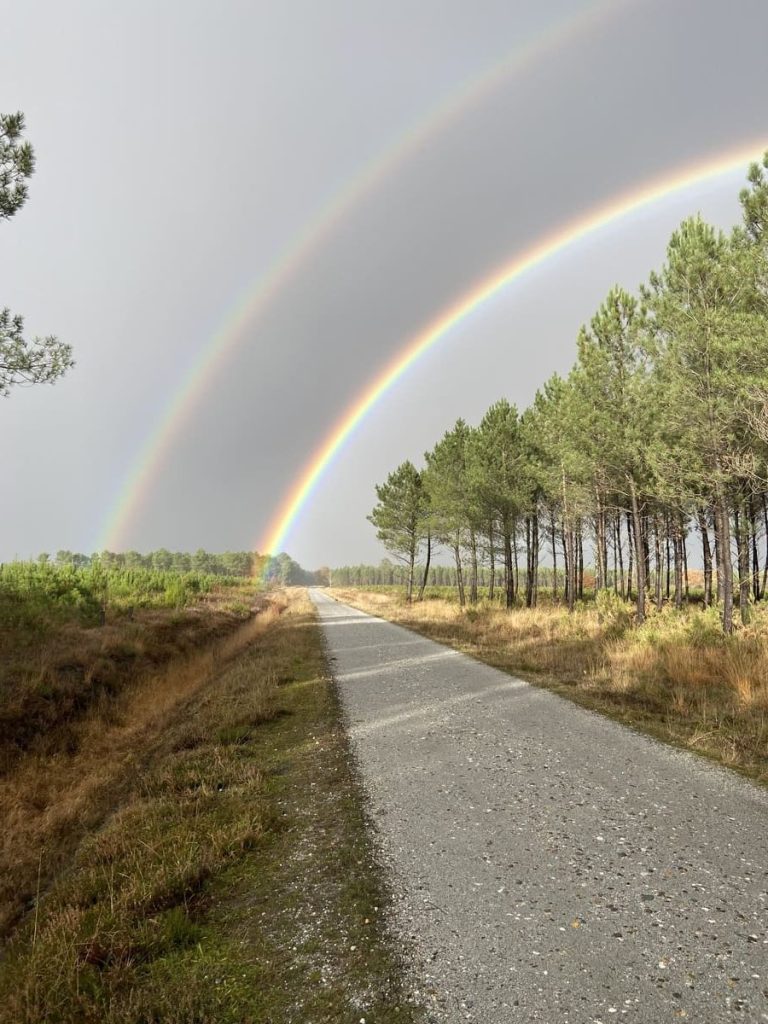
{"left": 97, "top": 0, "right": 628, "bottom": 552}
{"left": 258, "top": 141, "right": 767, "bottom": 557}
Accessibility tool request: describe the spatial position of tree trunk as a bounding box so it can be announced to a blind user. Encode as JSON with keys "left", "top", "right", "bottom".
{"left": 665, "top": 516, "right": 671, "bottom": 602}
{"left": 594, "top": 492, "right": 607, "bottom": 591}
{"left": 749, "top": 494, "right": 760, "bottom": 602}
{"left": 684, "top": 532, "right": 692, "bottom": 602}
{"left": 469, "top": 530, "right": 478, "bottom": 605}
{"left": 525, "top": 516, "right": 532, "bottom": 607}
{"left": 682, "top": 527, "right": 689, "bottom": 603}
{"left": 673, "top": 524, "right": 683, "bottom": 611}
{"left": 532, "top": 510, "right": 539, "bottom": 607}
{"left": 503, "top": 524, "right": 514, "bottom": 610}
{"left": 561, "top": 467, "right": 573, "bottom": 610}
{"left": 512, "top": 523, "right": 519, "bottom": 603}
{"left": 616, "top": 514, "right": 625, "bottom": 598}
{"left": 628, "top": 478, "right": 646, "bottom": 624}
{"left": 593, "top": 513, "right": 601, "bottom": 592}
{"left": 562, "top": 525, "right": 572, "bottom": 611}
{"left": 713, "top": 510, "right": 724, "bottom": 606}
{"left": 654, "top": 515, "right": 663, "bottom": 611}
{"left": 417, "top": 530, "right": 431, "bottom": 601}
{"left": 453, "top": 543, "right": 465, "bottom": 608}
{"left": 643, "top": 517, "right": 651, "bottom": 601}
{"left": 698, "top": 510, "right": 713, "bottom": 609}
{"left": 713, "top": 489, "right": 733, "bottom": 634}
{"left": 551, "top": 510, "right": 558, "bottom": 603}
{"left": 564, "top": 526, "right": 577, "bottom": 613}
{"left": 406, "top": 540, "right": 416, "bottom": 603}
{"left": 735, "top": 504, "right": 751, "bottom": 626}
{"left": 487, "top": 522, "right": 495, "bottom": 602}
{"left": 625, "top": 510, "right": 634, "bottom": 603}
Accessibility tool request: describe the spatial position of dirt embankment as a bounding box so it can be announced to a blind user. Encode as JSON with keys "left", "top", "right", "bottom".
{"left": 0, "top": 592, "right": 279, "bottom": 939}
{"left": 0, "top": 594, "right": 270, "bottom": 774}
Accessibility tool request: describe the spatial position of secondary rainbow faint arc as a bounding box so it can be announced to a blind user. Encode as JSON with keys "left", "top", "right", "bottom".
{"left": 98, "top": 0, "right": 629, "bottom": 552}
{"left": 259, "top": 141, "right": 768, "bottom": 558}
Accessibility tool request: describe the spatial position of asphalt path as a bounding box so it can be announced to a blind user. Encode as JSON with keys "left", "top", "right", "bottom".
{"left": 310, "top": 589, "right": 768, "bottom": 1023}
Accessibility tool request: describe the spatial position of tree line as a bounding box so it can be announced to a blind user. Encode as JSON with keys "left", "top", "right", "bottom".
{"left": 331, "top": 560, "right": 569, "bottom": 590}
{"left": 34, "top": 549, "right": 322, "bottom": 585}
{"left": 368, "top": 154, "right": 768, "bottom": 633}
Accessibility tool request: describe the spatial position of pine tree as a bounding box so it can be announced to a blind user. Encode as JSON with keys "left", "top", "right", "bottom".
{"left": 1, "top": 112, "right": 73, "bottom": 395}
{"left": 368, "top": 461, "right": 429, "bottom": 602}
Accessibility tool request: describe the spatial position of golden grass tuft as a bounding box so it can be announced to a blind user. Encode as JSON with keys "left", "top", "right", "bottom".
{"left": 718, "top": 637, "right": 768, "bottom": 708}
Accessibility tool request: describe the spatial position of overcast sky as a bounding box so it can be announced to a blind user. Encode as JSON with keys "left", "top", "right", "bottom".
{"left": 2, "top": 0, "right": 768, "bottom": 567}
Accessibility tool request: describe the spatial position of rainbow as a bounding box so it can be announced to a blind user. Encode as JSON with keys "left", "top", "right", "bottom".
{"left": 259, "top": 141, "right": 768, "bottom": 558}
{"left": 97, "top": 0, "right": 628, "bottom": 552}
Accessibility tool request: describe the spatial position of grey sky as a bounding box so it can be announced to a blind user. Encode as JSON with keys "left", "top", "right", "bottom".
{"left": 2, "top": 0, "right": 767, "bottom": 567}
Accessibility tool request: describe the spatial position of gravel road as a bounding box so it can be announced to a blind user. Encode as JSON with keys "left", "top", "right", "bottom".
{"left": 310, "top": 589, "right": 768, "bottom": 1023}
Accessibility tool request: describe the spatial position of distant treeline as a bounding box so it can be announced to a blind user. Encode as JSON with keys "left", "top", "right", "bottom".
{"left": 34, "top": 549, "right": 324, "bottom": 585}
{"left": 367, "top": 155, "right": 768, "bottom": 633}
{"left": 331, "top": 561, "right": 590, "bottom": 591}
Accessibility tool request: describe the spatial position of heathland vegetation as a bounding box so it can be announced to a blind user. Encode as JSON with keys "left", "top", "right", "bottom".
{"left": 0, "top": 549, "right": 327, "bottom": 637}
{"left": 353, "top": 155, "right": 768, "bottom": 783}
{"left": 0, "top": 558, "right": 417, "bottom": 1021}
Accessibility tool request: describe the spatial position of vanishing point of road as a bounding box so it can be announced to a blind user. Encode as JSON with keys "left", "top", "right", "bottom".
{"left": 310, "top": 589, "right": 768, "bottom": 1023}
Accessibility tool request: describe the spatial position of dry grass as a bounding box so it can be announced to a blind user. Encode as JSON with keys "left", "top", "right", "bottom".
{"left": 0, "top": 585, "right": 264, "bottom": 773}
{"left": 0, "top": 589, "right": 422, "bottom": 1024}
{"left": 333, "top": 588, "right": 768, "bottom": 784}
{"left": 0, "top": 592, "right": 281, "bottom": 939}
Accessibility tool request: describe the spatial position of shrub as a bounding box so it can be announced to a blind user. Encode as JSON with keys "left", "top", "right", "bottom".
{"left": 595, "top": 588, "right": 634, "bottom": 637}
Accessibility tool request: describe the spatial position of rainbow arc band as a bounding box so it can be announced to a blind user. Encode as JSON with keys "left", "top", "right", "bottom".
{"left": 258, "top": 141, "right": 768, "bottom": 562}
{"left": 97, "top": 0, "right": 627, "bottom": 553}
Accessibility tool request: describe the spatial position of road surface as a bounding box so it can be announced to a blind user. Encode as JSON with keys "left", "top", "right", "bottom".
{"left": 311, "top": 589, "right": 768, "bottom": 1023}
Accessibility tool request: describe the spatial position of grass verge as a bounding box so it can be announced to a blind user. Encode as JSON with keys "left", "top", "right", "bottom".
{"left": 0, "top": 591, "right": 272, "bottom": 937}
{"left": 0, "top": 582, "right": 259, "bottom": 774}
{"left": 331, "top": 587, "right": 768, "bottom": 787}
{"left": 0, "top": 589, "right": 421, "bottom": 1023}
